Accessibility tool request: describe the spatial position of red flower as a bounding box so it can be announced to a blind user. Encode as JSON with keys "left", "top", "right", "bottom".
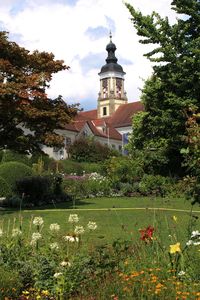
{"left": 139, "top": 225, "right": 154, "bottom": 243}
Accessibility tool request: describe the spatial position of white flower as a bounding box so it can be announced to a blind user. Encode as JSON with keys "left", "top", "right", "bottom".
{"left": 74, "top": 226, "right": 85, "bottom": 235}
{"left": 186, "top": 240, "right": 193, "bottom": 246}
{"left": 30, "top": 232, "right": 42, "bottom": 245}
{"left": 63, "top": 235, "right": 79, "bottom": 242}
{"left": 191, "top": 230, "right": 200, "bottom": 238}
{"left": 33, "top": 216, "right": 44, "bottom": 226}
{"left": 87, "top": 221, "right": 97, "bottom": 230}
{"left": 178, "top": 271, "right": 186, "bottom": 276}
{"left": 49, "top": 223, "right": 60, "bottom": 232}
{"left": 54, "top": 272, "right": 63, "bottom": 278}
{"left": 50, "top": 242, "right": 59, "bottom": 250}
{"left": 68, "top": 214, "right": 79, "bottom": 223}
{"left": 60, "top": 261, "right": 71, "bottom": 267}
{"left": 12, "top": 228, "right": 22, "bottom": 237}
{"left": 193, "top": 241, "right": 200, "bottom": 246}
{"left": 0, "top": 229, "right": 3, "bottom": 237}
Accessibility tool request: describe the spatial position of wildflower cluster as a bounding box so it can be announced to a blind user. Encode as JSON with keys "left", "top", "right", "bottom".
{"left": 33, "top": 216, "right": 44, "bottom": 226}
{"left": 49, "top": 223, "right": 60, "bottom": 232}
{"left": 30, "top": 232, "right": 42, "bottom": 246}
{"left": 68, "top": 214, "right": 79, "bottom": 223}
{"left": 186, "top": 230, "right": 200, "bottom": 246}
{"left": 63, "top": 235, "right": 79, "bottom": 242}
{"left": 88, "top": 172, "right": 107, "bottom": 182}
{"left": 12, "top": 228, "right": 22, "bottom": 237}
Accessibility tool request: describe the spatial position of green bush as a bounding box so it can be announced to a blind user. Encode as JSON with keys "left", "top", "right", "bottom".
{"left": 69, "top": 137, "right": 119, "bottom": 162}
{"left": 0, "top": 266, "right": 22, "bottom": 299}
{"left": 60, "top": 159, "right": 102, "bottom": 175}
{"left": 15, "top": 176, "right": 53, "bottom": 206}
{"left": 1, "top": 149, "right": 31, "bottom": 166}
{"left": 118, "top": 182, "right": 139, "bottom": 196}
{"left": 139, "top": 174, "right": 170, "bottom": 196}
{"left": 63, "top": 173, "right": 111, "bottom": 199}
{"left": 0, "top": 161, "right": 33, "bottom": 189}
{"left": 103, "top": 156, "right": 144, "bottom": 188}
{"left": 0, "top": 176, "right": 11, "bottom": 197}
{"left": 4, "top": 194, "right": 22, "bottom": 208}
{"left": 31, "top": 154, "right": 55, "bottom": 172}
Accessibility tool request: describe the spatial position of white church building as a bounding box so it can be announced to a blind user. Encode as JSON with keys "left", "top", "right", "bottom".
{"left": 43, "top": 34, "right": 143, "bottom": 160}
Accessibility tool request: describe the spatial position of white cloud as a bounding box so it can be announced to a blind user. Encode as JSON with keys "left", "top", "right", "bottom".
{"left": 0, "top": 0, "right": 176, "bottom": 110}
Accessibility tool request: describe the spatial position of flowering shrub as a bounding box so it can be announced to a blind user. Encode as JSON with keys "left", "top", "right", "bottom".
{"left": 1, "top": 211, "right": 200, "bottom": 299}
{"left": 63, "top": 172, "right": 112, "bottom": 198}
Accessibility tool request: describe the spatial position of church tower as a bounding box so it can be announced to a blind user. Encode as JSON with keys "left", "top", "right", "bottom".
{"left": 97, "top": 33, "right": 127, "bottom": 118}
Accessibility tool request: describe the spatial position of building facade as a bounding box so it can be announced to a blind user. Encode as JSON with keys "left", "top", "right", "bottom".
{"left": 44, "top": 34, "right": 143, "bottom": 160}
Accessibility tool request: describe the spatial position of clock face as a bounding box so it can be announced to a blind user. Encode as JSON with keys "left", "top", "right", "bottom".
{"left": 102, "top": 79, "right": 108, "bottom": 89}
{"left": 116, "top": 78, "right": 122, "bottom": 89}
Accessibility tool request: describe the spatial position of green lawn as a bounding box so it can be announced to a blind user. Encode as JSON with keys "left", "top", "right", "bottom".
{"left": 1, "top": 196, "right": 200, "bottom": 246}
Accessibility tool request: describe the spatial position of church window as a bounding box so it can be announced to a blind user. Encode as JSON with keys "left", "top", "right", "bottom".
{"left": 103, "top": 107, "right": 107, "bottom": 116}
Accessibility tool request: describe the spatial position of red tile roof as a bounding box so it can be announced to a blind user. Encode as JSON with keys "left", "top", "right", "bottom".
{"left": 64, "top": 101, "right": 143, "bottom": 140}
{"left": 87, "top": 121, "right": 122, "bottom": 140}
{"left": 75, "top": 109, "right": 97, "bottom": 121}
{"left": 108, "top": 101, "right": 144, "bottom": 128}
{"left": 63, "top": 120, "right": 86, "bottom": 132}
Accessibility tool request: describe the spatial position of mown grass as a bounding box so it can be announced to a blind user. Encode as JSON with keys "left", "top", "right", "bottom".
{"left": 1, "top": 196, "right": 200, "bottom": 246}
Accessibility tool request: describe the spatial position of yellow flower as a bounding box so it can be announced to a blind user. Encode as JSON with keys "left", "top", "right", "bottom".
{"left": 41, "top": 290, "right": 49, "bottom": 296}
{"left": 170, "top": 242, "right": 181, "bottom": 254}
{"left": 173, "top": 215, "right": 178, "bottom": 223}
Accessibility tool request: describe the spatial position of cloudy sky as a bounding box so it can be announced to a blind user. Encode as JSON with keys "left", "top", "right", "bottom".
{"left": 0, "top": 0, "right": 177, "bottom": 110}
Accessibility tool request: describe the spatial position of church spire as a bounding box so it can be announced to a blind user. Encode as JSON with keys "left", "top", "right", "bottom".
{"left": 105, "top": 32, "right": 118, "bottom": 64}
{"left": 97, "top": 34, "right": 127, "bottom": 118}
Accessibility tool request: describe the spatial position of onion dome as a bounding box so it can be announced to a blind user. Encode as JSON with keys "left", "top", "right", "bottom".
{"left": 99, "top": 32, "right": 125, "bottom": 74}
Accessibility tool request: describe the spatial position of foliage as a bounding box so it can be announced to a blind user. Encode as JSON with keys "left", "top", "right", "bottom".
{"left": 15, "top": 175, "right": 52, "bottom": 206}
{"left": 0, "top": 31, "right": 78, "bottom": 154}
{"left": 15, "top": 174, "right": 65, "bottom": 206}
{"left": 181, "top": 109, "right": 200, "bottom": 203}
{"left": 63, "top": 173, "right": 111, "bottom": 199}
{"left": 69, "top": 137, "right": 119, "bottom": 162}
{"left": 127, "top": 111, "right": 170, "bottom": 175}
{"left": 139, "top": 174, "right": 171, "bottom": 196}
{"left": 103, "top": 156, "right": 144, "bottom": 189}
{"left": 1, "top": 149, "right": 31, "bottom": 166}
{"left": 0, "top": 210, "right": 200, "bottom": 299}
{"left": 0, "top": 150, "right": 3, "bottom": 162}
{"left": 60, "top": 159, "right": 102, "bottom": 175}
{"left": 125, "top": 0, "right": 200, "bottom": 175}
{"left": 0, "top": 161, "right": 32, "bottom": 189}
{"left": 0, "top": 266, "right": 22, "bottom": 299}
{"left": 0, "top": 175, "right": 11, "bottom": 197}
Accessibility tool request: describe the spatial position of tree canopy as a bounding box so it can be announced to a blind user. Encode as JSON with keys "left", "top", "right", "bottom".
{"left": 125, "top": 0, "right": 200, "bottom": 175}
{"left": 0, "top": 31, "right": 78, "bottom": 154}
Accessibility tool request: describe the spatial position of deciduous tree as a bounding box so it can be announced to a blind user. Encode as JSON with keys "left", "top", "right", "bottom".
{"left": 125, "top": 0, "right": 200, "bottom": 175}
{"left": 0, "top": 31, "right": 77, "bottom": 154}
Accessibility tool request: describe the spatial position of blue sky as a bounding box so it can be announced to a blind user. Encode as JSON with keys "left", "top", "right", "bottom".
{"left": 0, "top": 0, "right": 177, "bottom": 110}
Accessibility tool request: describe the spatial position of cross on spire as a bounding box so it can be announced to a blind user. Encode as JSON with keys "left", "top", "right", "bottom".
{"left": 109, "top": 30, "right": 112, "bottom": 42}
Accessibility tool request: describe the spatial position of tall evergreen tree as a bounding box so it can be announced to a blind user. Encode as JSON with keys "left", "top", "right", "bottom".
{"left": 0, "top": 31, "right": 78, "bottom": 154}
{"left": 125, "top": 0, "right": 200, "bottom": 175}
